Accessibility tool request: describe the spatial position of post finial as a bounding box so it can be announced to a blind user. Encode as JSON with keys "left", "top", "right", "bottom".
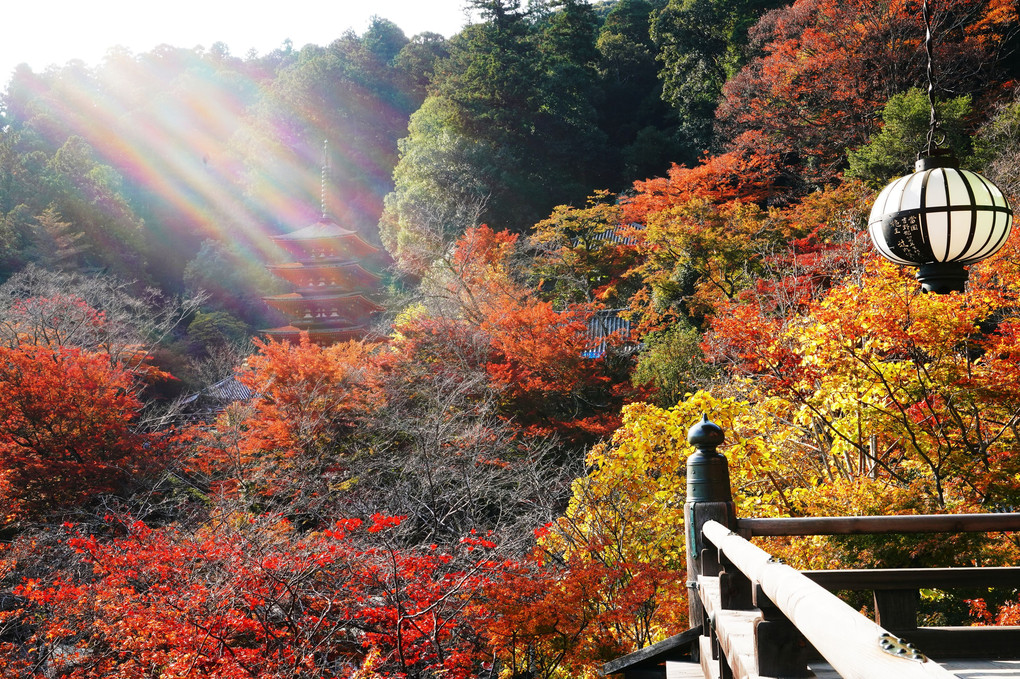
{"left": 688, "top": 413, "right": 725, "bottom": 451}
{"left": 686, "top": 414, "right": 730, "bottom": 502}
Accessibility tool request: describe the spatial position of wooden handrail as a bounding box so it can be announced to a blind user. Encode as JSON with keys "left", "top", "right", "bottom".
{"left": 702, "top": 520, "right": 958, "bottom": 679}
{"left": 737, "top": 512, "right": 1020, "bottom": 536}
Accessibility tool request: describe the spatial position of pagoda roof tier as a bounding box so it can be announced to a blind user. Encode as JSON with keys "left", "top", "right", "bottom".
{"left": 272, "top": 218, "right": 381, "bottom": 261}
{"left": 268, "top": 261, "right": 382, "bottom": 291}
{"left": 263, "top": 324, "right": 372, "bottom": 345}
{"left": 263, "top": 292, "right": 383, "bottom": 321}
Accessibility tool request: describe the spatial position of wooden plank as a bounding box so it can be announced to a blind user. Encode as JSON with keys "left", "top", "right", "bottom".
{"left": 700, "top": 636, "right": 721, "bottom": 679}
{"left": 738, "top": 513, "right": 1020, "bottom": 536}
{"left": 716, "top": 614, "right": 753, "bottom": 677}
{"left": 667, "top": 661, "right": 711, "bottom": 679}
{"left": 699, "top": 577, "right": 721, "bottom": 619}
{"left": 602, "top": 628, "right": 703, "bottom": 675}
{"left": 815, "top": 658, "right": 1020, "bottom": 679}
{"left": 713, "top": 608, "right": 761, "bottom": 678}
{"left": 804, "top": 567, "right": 1020, "bottom": 590}
{"left": 720, "top": 567, "right": 754, "bottom": 610}
{"left": 699, "top": 575, "right": 756, "bottom": 678}
{"left": 939, "top": 659, "right": 1020, "bottom": 677}
{"left": 891, "top": 627, "right": 1020, "bottom": 660}
{"left": 702, "top": 520, "right": 959, "bottom": 679}
{"left": 701, "top": 574, "right": 813, "bottom": 679}
{"left": 755, "top": 588, "right": 813, "bottom": 676}
{"left": 702, "top": 605, "right": 817, "bottom": 678}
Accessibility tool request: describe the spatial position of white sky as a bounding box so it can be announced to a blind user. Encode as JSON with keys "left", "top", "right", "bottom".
{"left": 3, "top": 0, "right": 476, "bottom": 83}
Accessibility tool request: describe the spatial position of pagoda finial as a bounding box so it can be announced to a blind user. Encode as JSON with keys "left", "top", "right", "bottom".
{"left": 321, "top": 139, "right": 330, "bottom": 220}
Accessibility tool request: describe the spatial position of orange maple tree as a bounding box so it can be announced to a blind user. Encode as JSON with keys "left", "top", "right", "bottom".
{"left": 194, "top": 336, "right": 387, "bottom": 507}
{"left": 0, "top": 344, "right": 152, "bottom": 524}
{"left": 391, "top": 225, "right": 641, "bottom": 444}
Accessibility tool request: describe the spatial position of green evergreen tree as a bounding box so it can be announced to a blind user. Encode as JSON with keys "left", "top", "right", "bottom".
{"left": 386, "top": 0, "right": 611, "bottom": 244}
{"left": 379, "top": 96, "right": 493, "bottom": 272}
{"left": 394, "top": 32, "right": 451, "bottom": 101}
{"left": 536, "top": 0, "right": 610, "bottom": 192}
{"left": 846, "top": 88, "right": 972, "bottom": 187}
{"left": 596, "top": 0, "right": 687, "bottom": 178}
{"left": 651, "top": 0, "right": 783, "bottom": 153}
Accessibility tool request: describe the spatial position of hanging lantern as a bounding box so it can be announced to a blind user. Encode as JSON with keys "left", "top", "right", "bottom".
{"left": 868, "top": 155, "right": 1013, "bottom": 294}
{"left": 866, "top": 0, "right": 1013, "bottom": 293}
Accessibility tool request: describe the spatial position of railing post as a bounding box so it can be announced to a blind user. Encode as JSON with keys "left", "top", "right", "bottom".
{"left": 874, "top": 589, "right": 919, "bottom": 631}
{"left": 685, "top": 415, "right": 736, "bottom": 629}
{"left": 754, "top": 584, "right": 812, "bottom": 676}
{"left": 719, "top": 555, "right": 754, "bottom": 611}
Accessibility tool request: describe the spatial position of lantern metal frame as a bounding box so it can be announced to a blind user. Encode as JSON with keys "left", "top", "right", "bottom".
{"left": 868, "top": 155, "right": 1013, "bottom": 293}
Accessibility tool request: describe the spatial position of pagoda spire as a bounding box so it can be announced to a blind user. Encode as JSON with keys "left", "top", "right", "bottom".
{"left": 320, "top": 139, "right": 330, "bottom": 220}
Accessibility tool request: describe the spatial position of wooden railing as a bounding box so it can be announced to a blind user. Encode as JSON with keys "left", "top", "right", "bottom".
{"left": 701, "top": 519, "right": 965, "bottom": 678}
{"left": 604, "top": 416, "right": 1020, "bottom": 679}
{"left": 741, "top": 513, "right": 1020, "bottom": 659}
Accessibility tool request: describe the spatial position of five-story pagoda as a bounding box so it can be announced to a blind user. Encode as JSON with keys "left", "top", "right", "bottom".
{"left": 263, "top": 144, "right": 384, "bottom": 344}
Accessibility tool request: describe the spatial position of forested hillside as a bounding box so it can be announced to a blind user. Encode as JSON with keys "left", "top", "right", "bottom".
{"left": 2, "top": 0, "right": 1020, "bottom": 676}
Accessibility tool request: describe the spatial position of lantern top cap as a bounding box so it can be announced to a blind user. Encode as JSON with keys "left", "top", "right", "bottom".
{"left": 914, "top": 154, "right": 960, "bottom": 172}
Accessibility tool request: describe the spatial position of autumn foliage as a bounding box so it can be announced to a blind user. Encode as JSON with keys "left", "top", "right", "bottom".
{"left": 0, "top": 344, "right": 151, "bottom": 524}
{"left": 717, "top": 0, "right": 1018, "bottom": 186}
{"left": 0, "top": 516, "right": 507, "bottom": 679}
{"left": 391, "top": 224, "right": 637, "bottom": 444}
{"left": 3, "top": 0, "right": 1020, "bottom": 675}
{"left": 212, "top": 336, "right": 386, "bottom": 499}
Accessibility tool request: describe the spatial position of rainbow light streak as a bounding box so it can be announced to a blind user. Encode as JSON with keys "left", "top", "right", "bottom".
{"left": 8, "top": 44, "right": 411, "bottom": 273}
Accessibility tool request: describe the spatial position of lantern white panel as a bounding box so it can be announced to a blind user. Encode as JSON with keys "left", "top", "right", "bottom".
{"left": 945, "top": 170, "right": 971, "bottom": 210}
{"left": 971, "top": 212, "right": 1012, "bottom": 262}
{"left": 924, "top": 209, "right": 949, "bottom": 259}
{"left": 963, "top": 215, "right": 996, "bottom": 261}
{"left": 870, "top": 179, "right": 904, "bottom": 223}
{"left": 901, "top": 172, "right": 926, "bottom": 210}
{"left": 934, "top": 213, "right": 954, "bottom": 259}
{"left": 925, "top": 170, "right": 949, "bottom": 208}
{"left": 966, "top": 171, "right": 994, "bottom": 205}
{"left": 993, "top": 187, "right": 1010, "bottom": 207}
{"left": 946, "top": 211, "right": 977, "bottom": 260}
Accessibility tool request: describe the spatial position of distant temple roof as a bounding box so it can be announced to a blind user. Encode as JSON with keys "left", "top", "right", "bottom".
{"left": 267, "top": 261, "right": 382, "bottom": 290}
{"left": 174, "top": 375, "right": 256, "bottom": 422}
{"left": 571, "top": 223, "right": 641, "bottom": 248}
{"left": 263, "top": 292, "right": 382, "bottom": 314}
{"left": 583, "top": 308, "right": 641, "bottom": 358}
{"left": 270, "top": 217, "right": 382, "bottom": 262}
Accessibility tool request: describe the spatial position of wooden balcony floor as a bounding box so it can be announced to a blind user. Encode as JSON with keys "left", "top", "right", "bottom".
{"left": 665, "top": 659, "right": 1020, "bottom": 678}
{"left": 813, "top": 659, "right": 1020, "bottom": 678}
